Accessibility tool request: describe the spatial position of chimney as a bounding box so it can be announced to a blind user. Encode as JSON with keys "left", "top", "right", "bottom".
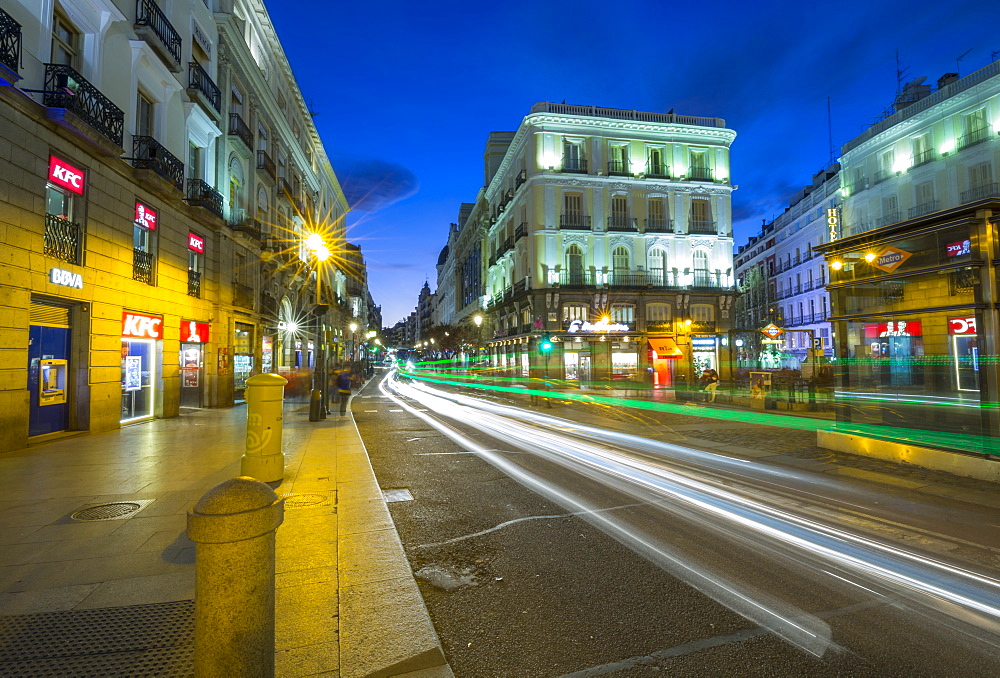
{"left": 937, "top": 72, "right": 959, "bottom": 89}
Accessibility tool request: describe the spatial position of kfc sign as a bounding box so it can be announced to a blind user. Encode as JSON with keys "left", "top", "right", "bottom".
{"left": 182, "top": 320, "right": 210, "bottom": 343}
{"left": 135, "top": 202, "right": 157, "bottom": 230}
{"left": 122, "top": 312, "right": 163, "bottom": 339}
{"left": 876, "top": 320, "right": 922, "bottom": 337}
{"left": 948, "top": 316, "right": 977, "bottom": 335}
{"left": 188, "top": 232, "right": 205, "bottom": 253}
{"left": 945, "top": 239, "right": 971, "bottom": 257}
{"left": 48, "top": 156, "right": 85, "bottom": 195}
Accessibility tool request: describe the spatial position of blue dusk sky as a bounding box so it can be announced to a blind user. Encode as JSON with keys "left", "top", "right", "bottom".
{"left": 269, "top": 0, "right": 1000, "bottom": 327}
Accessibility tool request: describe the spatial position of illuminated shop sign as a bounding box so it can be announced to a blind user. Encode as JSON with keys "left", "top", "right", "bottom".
{"left": 49, "top": 267, "right": 83, "bottom": 289}
{"left": 188, "top": 232, "right": 205, "bottom": 253}
{"left": 691, "top": 337, "right": 717, "bottom": 349}
{"left": 134, "top": 202, "right": 157, "bottom": 229}
{"left": 875, "top": 320, "right": 922, "bottom": 337}
{"left": 945, "top": 239, "right": 971, "bottom": 257}
{"left": 826, "top": 208, "right": 840, "bottom": 242}
{"left": 182, "top": 320, "right": 210, "bottom": 343}
{"left": 567, "top": 318, "right": 630, "bottom": 333}
{"left": 48, "top": 155, "right": 85, "bottom": 195}
{"left": 870, "top": 246, "right": 912, "bottom": 273}
{"left": 948, "top": 316, "right": 977, "bottom": 335}
{"left": 122, "top": 311, "right": 164, "bottom": 339}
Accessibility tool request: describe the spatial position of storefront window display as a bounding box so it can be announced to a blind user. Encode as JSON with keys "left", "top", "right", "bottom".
{"left": 611, "top": 351, "right": 637, "bottom": 379}
{"left": 234, "top": 323, "right": 255, "bottom": 398}
{"left": 121, "top": 311, "right": 162, "bottom": 423}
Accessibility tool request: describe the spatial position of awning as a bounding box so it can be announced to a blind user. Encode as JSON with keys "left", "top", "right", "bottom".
{"left": 648, "top": 338, "right": 683, "bottom": 359}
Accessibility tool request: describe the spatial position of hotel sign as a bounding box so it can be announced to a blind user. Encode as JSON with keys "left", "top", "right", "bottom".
{"left": 826, "top": 208, "right": 840, "bottom": 242}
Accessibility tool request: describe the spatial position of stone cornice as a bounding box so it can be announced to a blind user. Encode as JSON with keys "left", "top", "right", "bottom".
{"left": 525, "top": 113, "right": 737, "bottom": 144}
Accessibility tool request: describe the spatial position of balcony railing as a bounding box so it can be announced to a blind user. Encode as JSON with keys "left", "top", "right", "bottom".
{"left": 133, "top": 248, "right": 155, "bottom": 284}
{"left": 0, "top": 6, "right": 22, "bottom": 74}
{"left": 644, "top": 218, "right": 673, "bottom": 233}
{"left": 278, "top": 177, "right": 293, "bottom": 199}
{"left": 961, "top": 183, "right": 1000, "bottom": 203}
{"left": 687, "top": 166, "right": 713, "bottom": 181}
{"left": 503, "top": 236, "right": 514, "bottom": 252}
{"left": 607, "top": 216, "right": 637, "bottom": 232}
{"left": 188, "top": 269, "right": 201, "bottom": 297}
{"left": 908, "top": 200, "right": 939, "bottom": 219}
{"left": 873, "top": 168, "right": 892, "bottom": 185}
{"left": 42, "top": 64, "right": 124, "bottom": 147}
{"left": 843, "top": 179, "right": 867, "bottom": 195}
{"left": 646, "top": 161, "right": 669, "bottom": 178}
{"left": 232, "top": 282, "right": 254, "bottom": 310}
{"left": 515, "top": 168, "right": 527, "bottom": 189}
{"left": 229, "top": 112, "right": 253, "bottom": 151}
{"left": 607, "top": 160, "right": 631, "bottom": 176}
{"left": 135, "top": 0, "right": 181, "bottom": 68}
{"left": 913, "top": 149, "right": 934, "bottom": 166}
{"left": 558, "top": 271, "right": 597, "bottom": 286}
{"left": 131, "top": 135, "right": 184, "bottom": 191}
{"left": 257, "top": 150, "right": 276, "bottom": 181}
{"left": 515, "top": 222, "right": 527, "bottom": 240}
{"left": 229, "top": 210, "right": 262, "bottom": 240}
{"left": 875, "top": 211, "right": 901, "bottom": 228}
{"left": 958, "top": 124, "right": 992, "bottom": 150}
{"left": 44, "top": 214, "right": 81, "bottom": 265}
{"left": 560, "top": 214, "right": 591, "bottom": 230}
{"left": 561, "top": 156, "right": 587, "bottom": 174}
{"left": 188, "top": 61, "right": 221, "bottom": 113}
{"left": 186, "top": 179, "right": 223, "bottom": 218}
{"left": 688, "top": 220, "right": 717, "bottom": 234}
{"left": 691, "top": 271, "right": 722, "bottom": 288}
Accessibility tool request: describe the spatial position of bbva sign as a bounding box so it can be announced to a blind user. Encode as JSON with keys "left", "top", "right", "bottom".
{"left": 49, "top": 267, "right": 83, "bottom": 289}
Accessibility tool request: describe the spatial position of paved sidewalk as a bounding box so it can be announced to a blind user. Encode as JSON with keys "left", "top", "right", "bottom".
{"left": 0, "top": 385, "right": 452, "bottom": 677}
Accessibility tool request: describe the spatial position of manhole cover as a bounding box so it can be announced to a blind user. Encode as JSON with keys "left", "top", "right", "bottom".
{"left": 71, "top": 502, "right": 142, "bottom": 521}
{"left": 281, "top": 493, "right": 332, "bottom": 508}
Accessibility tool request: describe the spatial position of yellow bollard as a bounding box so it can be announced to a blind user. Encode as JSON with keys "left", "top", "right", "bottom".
{"left": 241, "top": 373, "right": 287, "bottom": 482}
{"left": 188, "top": 477, "right": 284, "bottom": 678}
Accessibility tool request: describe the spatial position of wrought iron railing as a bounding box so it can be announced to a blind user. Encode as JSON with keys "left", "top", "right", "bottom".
{"left": 132, "top": 135, "right": 184, "bottom": 190}
{"left": 559, "top": 271, "right": 597, "bottom": 286}
{"left": 692, "top": 271, "right": 721, "bottom": 288}
{"left": 873, "top": 168, "right": 892, "bottom": 185}
{"left": 186, "top": 179, "right": 223, "bottom": 218}
{"left": 958, "top": 124, "right": 992, "bottom": 150}
{"left": 188, "top": 61, "right": 220, "bottom": 112}
{"left": 257, "top": 150, "right": 276, "bottom": 181}
{"left": 607, "top": 216, "right": 637, "bottom": 231}
{"left": 644, "top": 218, "right": 673, "bottom": 233}
{"left": 961, "top": 183, "right": 1000, "bottom": 203}
{"left": 43, "top": 64, "right": 124, "bottom": 147}
{"left": 278, "top": 177, "right": 292, "bottom": 198}
{"left": 135, "top": 0, "right": 181, "bottom": 67}
{"left": 229, "top": 112, "right": 253, "bottom": 150}
{"left": 229, "top": 210, "right": 262, "bottom": 240}
{"left": 515, "top": 222, "right": 527, "bottom": 240}
{"left": 913, "top": 149, "right": 934, "bottom": 166}
{"left": 188, "top": 269, "right": 201, "bottom": 297}
{"left": 687, "top": 166, "right": 713, "bottom": 181}
{"left": 908, "top": 200, "right": 939, "bottom": 219}
{"left": 0, "top": 6, "right": 21, "bottom": 74}
{"left": 133, "top": 248, "right": 155, "bottom": 284}
{"left": 875, "top": 211, "right": 900, "bottom": 228}
{"left": 503, "top": 236, "right": 514, "bottom": 252}
{"left": 44, "top": 214, "right": 81, "bottom": 264}
{"left": 688, "top": 220, "right": 717, "bottom": 234}
{"left": 515, "top": 168, "right": 527, "bottom": 189}
{"left": 561, "top": 156, "right": 587, "bottom": 173}
{"left": 232, "top": 282, "right": 254, "bottom": 309}
{"left": 560, "top": 214, "right": 591, "bottom": 229}
{"left": 646, "top": 161, "right": 669, "bottom": 178}
{"left": 608, "top": 160, "right": 630, "bottom": 176}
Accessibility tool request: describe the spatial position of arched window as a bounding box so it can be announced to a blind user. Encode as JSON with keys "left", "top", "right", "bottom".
{"left": 612, "top": 246, "right": 629, "bottom": 280}
{"left": 693, "top": 250, "right": 710, "bottom": 286}
{"left": 228, "top": 156, "right": 245, "bottom": 215}
{"left": 566, "top": 244, "right": 584, "bottom": 284}
{"left": 646, "top": 302, "right": 671, "bottom": 323}
{"left": 649, "top": 247, "right": 667, "bottom": 285}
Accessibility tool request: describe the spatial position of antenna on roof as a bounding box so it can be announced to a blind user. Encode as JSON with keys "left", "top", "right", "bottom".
{"left": 956, "top": 48, "right": 973, "bottom": 76}
{"left": 895, "top": 49, "right": 910, "bottom": 95}
{"left": 307, "top": 98, "right": 319, "bottom": 118}
{"left": 992, "top": 49, "right": 1000, "bottom": 62}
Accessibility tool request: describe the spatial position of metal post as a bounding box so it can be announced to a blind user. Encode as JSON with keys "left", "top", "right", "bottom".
{"left": 188, "top": 477, "right": 284, "bottom": 678}
{"left": 242, "top": 373, "right": 286, "bottom": 482}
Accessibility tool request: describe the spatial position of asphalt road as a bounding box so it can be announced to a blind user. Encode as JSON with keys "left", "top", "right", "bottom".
{"left": 353, "top": 370, "right": 1000, "bottom": 677}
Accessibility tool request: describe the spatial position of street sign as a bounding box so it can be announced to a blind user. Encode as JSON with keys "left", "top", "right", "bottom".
{"left": 812, "top": 337, "right": 824, "bottom": 350}
{"left": 761, "top": 323, "right": 784, "bottom": 339}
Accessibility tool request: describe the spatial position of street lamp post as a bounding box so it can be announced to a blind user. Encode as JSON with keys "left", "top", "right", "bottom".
{"left": 473, "top": 314, "right": 483, "bottom": 370}
{"left": 305, "top": 233, "right": 332, "bottom": 416}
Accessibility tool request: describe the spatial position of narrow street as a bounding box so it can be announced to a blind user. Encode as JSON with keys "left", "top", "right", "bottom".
{"left": 356, "top": 370, "right": 1000, "bottom": 677}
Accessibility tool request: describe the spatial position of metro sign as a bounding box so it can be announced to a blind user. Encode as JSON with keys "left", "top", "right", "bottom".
{"left": 761, "top": 323, "right": 784, "bottom": 339}
{"left": 871, "top": 246, "right": 912, "bottom": 273}
{"left": 188, "top": 232, "right": 205, "bottom": 253}
{"left": 122, "top": 311, "right": 163, "bottom": 339}
{"left": 48, "top": 156, "right": 85, "bottom": 195}
{"left": 948, "top": 316, "right": 977, "bottom": 335}
{"left": 134, "top": 202, "right": 157, "bottom": 230}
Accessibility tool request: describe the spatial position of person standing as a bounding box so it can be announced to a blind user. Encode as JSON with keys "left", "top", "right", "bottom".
{"left": 704, "top": 368, "right": 720, "bottom": 403}
{"left": 336, "top": 368, "right": 353, "bottom": 416}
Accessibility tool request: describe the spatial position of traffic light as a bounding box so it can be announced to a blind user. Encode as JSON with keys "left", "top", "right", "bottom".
{"left": 539, "top": 334, "right": 553, "bottom": 353}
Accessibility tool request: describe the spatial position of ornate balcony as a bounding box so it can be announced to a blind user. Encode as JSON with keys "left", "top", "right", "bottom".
{"left": 187, "top": 61, "right": 221, "bottom": 115}
{"left": 256, "top": 150, "right": 276, "bottom": 182}
{"left": 913, "top": 148, "right": 934, "bottom": 166}
{"left": 228, "top": 209, "right": 262, "bottom": 240}
{"left": 42, "top": 64, "right": 124, "bottom": 147}
{"left": 558, "top": 271, "right": 597, "bottom": 287}
{"left": 688, "top": 220, "right": 717, "bottom": 234}
{"left": 961, "top": 183, "right": 1000, "bottom": 203}
{"left": 607, "top": 160, "right": 630, "bottom": 176}
{"left": 691, "top": 271, "right": 723, "bottom": 289}
{"left": 277, "top": 177, "right": 293, "bottom": 199}
{"left": 188, "top": 269, "right": 201, "bottom": 298}
{"left": 515, "top": 222, "right": 527, "bottom": 240}
{"left": 134, "top": 0, "right": 181, "bottom": 70}
{"left": 908, "top": 200, "right": 939, "bottom": 219}
{"left": 186, "top": 179, "right": 223, "bottom": 218}
{"left": 561, "top": 156, "right": 587, "bottom": 174}
{"left": 958, "top": 124, "right": 992, "bottom": 150}
{"left": 133, "top": 248, "right": 155, "bottom": 284}
{"left": 644, "top": 218, "right": 673, "bottom": 233}
{"left": 131, "top": 135, "right": 184, "bottom": 191}
{"left": 44, "top": 214, "right": 81, "bottom": 265}
{"left": 646, "top": 161, "right": 669, "bottom": 179}
{"left": 687, "top": 166, "right": 713, "bottom": 181}
{"left": 0, "top": 6, "right": 21, "bottom": 76}
{"left": 560, "top": 214, "right": 591, "bottom": 230}
{"left": 607, "top": 216, "right": 637, "bottom": 232}
{"left": 228, "top": 112, "right": 253, "bottom": 151}
{"left": 515, "top": 168, "right": 527, "bottom": 190}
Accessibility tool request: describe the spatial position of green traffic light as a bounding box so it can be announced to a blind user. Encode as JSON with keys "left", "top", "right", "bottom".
{"left": 539, "top": 334, "right": 553, "bottom": 353}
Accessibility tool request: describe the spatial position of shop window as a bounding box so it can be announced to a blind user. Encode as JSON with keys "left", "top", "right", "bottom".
{"left": 234, "top": 322, "right": 255, "bottom": 396}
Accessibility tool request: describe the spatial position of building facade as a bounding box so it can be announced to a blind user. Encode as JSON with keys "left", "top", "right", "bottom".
{"left": 0, "top": 0, "right": 351, "bottom": 453}
{"left": 475, "top": 102, "right": 737, "bottom": 385}
{"left": 817, "top": 61, "right": 1000, "bottom": 443}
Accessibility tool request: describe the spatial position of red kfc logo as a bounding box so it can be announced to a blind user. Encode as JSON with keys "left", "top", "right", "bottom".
{"left": 188, "top": 232, "right": 205, "bottom": 253}
{"left": 122, "top": 312, "right": 163, "bottom": 339}
{"left": 48, "top": 156, "right": 85, "bottom": 195}
{"left": 182, "top": 320, "right": 210, "bottom": 343}
{"left": 948, "top": 316, "right": 977, "bottom": 335}
{"left": 135, "top": 202, "right": 157, "bottom": 230}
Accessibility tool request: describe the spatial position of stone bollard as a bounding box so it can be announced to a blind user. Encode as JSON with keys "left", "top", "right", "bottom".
{"left": 242, "top": 373, "right": 287, "bottom": 482}
{"left": 187, "top": 477, "right": 284, "bottom": 678}
{"left": 309, "top": 388, "right": 321, "bottom": 422}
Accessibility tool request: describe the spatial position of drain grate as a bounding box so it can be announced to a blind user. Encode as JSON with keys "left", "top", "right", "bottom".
{"left": 71, "top": 502, "right": 144, "bottom": 522}
{"left": 281, "top": 492, "right": 334, "bottom": 509}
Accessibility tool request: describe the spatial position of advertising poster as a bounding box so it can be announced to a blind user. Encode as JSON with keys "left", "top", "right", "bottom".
{"left": 124, "top": 356, "right": 142, "bottom": 391}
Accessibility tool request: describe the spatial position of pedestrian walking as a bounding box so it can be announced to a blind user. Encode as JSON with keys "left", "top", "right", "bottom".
{"left": 337, "top": 368, "right": 353, "bottom": 416}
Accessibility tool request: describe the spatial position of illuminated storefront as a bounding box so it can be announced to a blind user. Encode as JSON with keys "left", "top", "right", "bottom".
{"left": 234, "top": 323, "right": 255, "bottom": 400}
{"left": 121, "top": 311, "right": 161, "bottom": 423}
{"left": 180, "top": 320, "right": 209, "bottom": 408}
